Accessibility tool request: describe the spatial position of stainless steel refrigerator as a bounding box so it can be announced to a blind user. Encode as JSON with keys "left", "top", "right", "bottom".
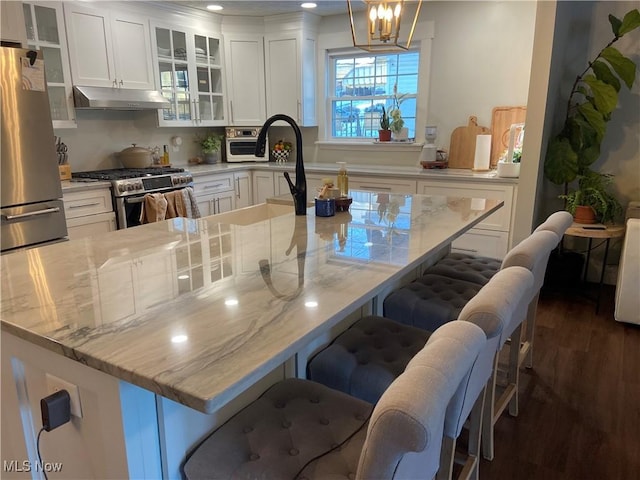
{"left": 1, "top": 46, "right": 67, "bottom": 253}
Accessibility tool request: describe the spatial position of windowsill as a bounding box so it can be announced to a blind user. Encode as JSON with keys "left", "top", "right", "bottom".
{"left": 315, "top": 140, "right": 425, "bottom": 152}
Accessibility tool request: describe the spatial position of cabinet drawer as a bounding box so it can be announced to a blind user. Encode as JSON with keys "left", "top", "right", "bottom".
{"left": 63, "top": 188, "right": 113, "bottom": 218}
{"left": 350, "top": 176, "right": 416, "bottom": 194}
{"left": 66, "top": 211, "right": 116, "bottom": 240}
{"left": 193, "top": 174, "right": 234, "bottom": 196}
{"left": 451, "top": 229, "right": 509, "bottom": 260}
{"left": 418, "top": 181, "right": 513, "bottom": 232}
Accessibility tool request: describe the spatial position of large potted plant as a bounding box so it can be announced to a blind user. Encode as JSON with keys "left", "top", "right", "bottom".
{"left": 544, "top": 8, "right": 640, "bottom": 224}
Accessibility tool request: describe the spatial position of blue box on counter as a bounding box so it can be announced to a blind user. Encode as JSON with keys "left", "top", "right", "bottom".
{"left": 315, "top": 198, "right": 335, "bottom": 217}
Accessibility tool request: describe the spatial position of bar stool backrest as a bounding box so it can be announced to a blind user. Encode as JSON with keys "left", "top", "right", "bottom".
{"left": 444, "top": 266, "right": 534, "bottom": 438}
{"left": 498, "top": 230, "right": 558, "bottom": 340}
{"left": 533, "top": 211, "right": 574, "bottom": 241}
{"left": 356, "top": 321, "right": 486, "bottom": 480}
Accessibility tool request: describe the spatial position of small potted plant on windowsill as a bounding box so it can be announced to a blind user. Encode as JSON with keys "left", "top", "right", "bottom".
{"left": 378, "top": 107, "right": 391, "bottom": 142}
{"left": 196, "top": 132, "right": 223, "bottom": 164}
{"left": 389, "top": 85, "right": 408, "bottom": 141}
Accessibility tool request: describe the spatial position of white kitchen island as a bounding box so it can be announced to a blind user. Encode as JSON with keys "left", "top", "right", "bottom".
{"left": 1, "top": 191, "right": 501, "bottom": 479}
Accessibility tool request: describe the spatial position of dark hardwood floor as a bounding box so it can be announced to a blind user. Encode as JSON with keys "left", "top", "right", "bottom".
{"left": 479, "top": 285, "right": 640, "bottom": 479}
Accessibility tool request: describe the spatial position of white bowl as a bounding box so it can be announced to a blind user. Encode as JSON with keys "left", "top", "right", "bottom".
{"left": 497, "top": 161, "right": 520, "bottom": 178}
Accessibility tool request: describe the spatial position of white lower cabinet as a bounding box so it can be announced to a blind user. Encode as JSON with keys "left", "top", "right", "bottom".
{"left": 417, "top": 180, "right": 515, "bottom": 259}
{"left": 66, "top": 212, "right": 116, "bottom": 239}
{"left": 193, "top": 172, "right": 235, "bottom": 216}
{"left": 252, "top": 170, "right": 324, "bottom": 205}
{"left": 63, "top": 187, "right": 117, "bottom": 240}
{"left": 252, "top": 171, "right": 276, "bottom": 205}
{"left": 350, "top": 176, "right": 417, "bottom": 194}
{"left": 234, "top": 171, "right": 252, "bottom": 209}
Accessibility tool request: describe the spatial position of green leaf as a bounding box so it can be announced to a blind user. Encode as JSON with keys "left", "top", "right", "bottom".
{"left": 577, "top": 102, "right": 606, "bottom": 141}
{"left": 583, "top": 75, "right": 619, "bottom": 115}
{"left": 578, "top": 144, "right": 601, "bottom": 169}
{"left": 591, "top": 60, "right": 621, "bottom": 92}
{"left": 609, "top": 14, "right": 622, "bottom": 36}
{"left": 601, "top": 46, "right": 637, "bottom": 88}
{"left": 619, "top": 8, "right": 640, "bottom": 35}
{"left": 544, "top": 137, "right": 579, "bottom": 185}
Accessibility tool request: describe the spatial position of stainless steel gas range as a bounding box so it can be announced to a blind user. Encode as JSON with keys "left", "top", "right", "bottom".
{"left": 72, "top": 167, "right": 193, "bottom": 229}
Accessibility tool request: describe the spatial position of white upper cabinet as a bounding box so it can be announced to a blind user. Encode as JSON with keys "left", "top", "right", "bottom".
{"left": 64, "top": 3, "right": 154, "bottom": 90}
{"left": 22, "top": 2, "right": 76, "bottom": 128}
{"left": 264, "top": 13, "right": 318, "bottom": 126}
{"left": 152, "top": 22, "right": 226, "bottom": 127}
{"left": 1, "top": 1, "right": 27, "bottom": 46}
{"left": 223, "top": 33, "right": 266, "bottom": 125}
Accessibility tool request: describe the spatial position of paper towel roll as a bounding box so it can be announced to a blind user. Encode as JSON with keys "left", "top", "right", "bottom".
{"left": 473, "top": 134, "right": 492, "bottom": 171}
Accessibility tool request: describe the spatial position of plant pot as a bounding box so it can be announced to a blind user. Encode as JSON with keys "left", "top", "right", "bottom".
{"left": 497, "top": 161, "right": 520, "bottom": 178}
{"left": 203, "top": 152, "right": 219, "bottom": 164}
{"left": 392, "top": 127, "right": 409, "bottom": 141}
{"left": 378, "top": 129, "right": 392, "bottom": 142}
{"left": 573, "top": 205, "right": 596, "bottom": 224}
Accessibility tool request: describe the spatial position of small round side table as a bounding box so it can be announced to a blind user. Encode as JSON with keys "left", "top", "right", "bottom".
{"left": 564, "top": 223, "right": 626, "bottom": 313}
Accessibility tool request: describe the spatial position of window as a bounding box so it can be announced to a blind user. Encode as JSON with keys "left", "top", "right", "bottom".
{"left": 329, "top": 50, "right": 419, "bottom": 140}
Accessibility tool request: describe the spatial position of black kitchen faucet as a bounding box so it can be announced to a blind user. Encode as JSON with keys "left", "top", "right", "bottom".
{"left": 255, "top": 114, "right": 307, "bottom": 215}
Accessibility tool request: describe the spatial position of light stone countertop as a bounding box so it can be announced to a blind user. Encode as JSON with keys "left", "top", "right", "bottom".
{"left": 59, "top": 163, "right": 518, "bottom": 194}
{"left": 1, "top": 192, "right": 501, "bottom": 413}
{"left": 186, "top": 162, "right": 519, "bottom": 184}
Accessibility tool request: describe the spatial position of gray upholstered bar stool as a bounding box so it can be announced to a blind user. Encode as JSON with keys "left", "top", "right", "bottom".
{"left": 182, "top": 321, "right": 486, "bottom": 480}
{"left": 420, "top": 211, "right": 573, "bottom": 369}
{"left": 307, "top": 267, "right": 534, "bottom": 480}
{"left": 382, "top": 229, "right": 561, "bottom": 461}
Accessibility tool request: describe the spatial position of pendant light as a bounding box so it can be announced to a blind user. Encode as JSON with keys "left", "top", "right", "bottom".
{"left": 347, "top": 0, "right": 422, "bottom": 52}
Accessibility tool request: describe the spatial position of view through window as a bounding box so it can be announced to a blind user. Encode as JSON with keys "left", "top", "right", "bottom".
{"left": 329, "top": 50, "right": 419, "bottom": 140}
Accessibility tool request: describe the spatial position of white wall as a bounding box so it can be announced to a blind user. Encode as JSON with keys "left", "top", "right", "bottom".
{"left": 311, "top": 1, "right": 536, "bottom": 166}
{"left": 55, "top": 110, "right": 223, "bottom": 171}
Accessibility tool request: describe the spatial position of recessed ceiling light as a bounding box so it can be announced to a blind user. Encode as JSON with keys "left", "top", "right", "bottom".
{"left": 301, "top": 3, "right": 317, "bottom": 9}
{"left": 206, "top": 4, "right": 223, "bottom": 11}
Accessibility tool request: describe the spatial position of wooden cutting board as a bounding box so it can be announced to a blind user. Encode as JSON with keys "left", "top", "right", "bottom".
{"left": 490, "top": 106, "right": 527, "bottom": 167}
{"left": 448, "top": 116, "right": 491, "bottom": 169}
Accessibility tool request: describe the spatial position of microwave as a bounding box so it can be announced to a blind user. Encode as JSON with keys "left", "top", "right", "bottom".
{"left": 225, "top": 127, "right": 268, "bottom": 162}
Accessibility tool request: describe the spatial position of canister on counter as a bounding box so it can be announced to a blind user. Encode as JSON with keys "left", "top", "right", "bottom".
{"left": 315, "top": 198, "right": 336, "bottom": 217}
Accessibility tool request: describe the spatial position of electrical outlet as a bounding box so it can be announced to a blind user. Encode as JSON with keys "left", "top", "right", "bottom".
{"left": 46, "top": 374, "right": 83, "bottom": 418}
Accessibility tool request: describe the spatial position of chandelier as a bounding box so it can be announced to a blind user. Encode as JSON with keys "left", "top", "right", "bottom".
{"left": 347, "top": 0, "right": 423, "bottom": 52}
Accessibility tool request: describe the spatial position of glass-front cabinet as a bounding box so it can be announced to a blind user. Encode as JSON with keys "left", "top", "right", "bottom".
{"left": 23, "top": 2, "right": 75, "bottom": 128}
{"left": 153, "top": 24, "right": 226, "bottom": 127}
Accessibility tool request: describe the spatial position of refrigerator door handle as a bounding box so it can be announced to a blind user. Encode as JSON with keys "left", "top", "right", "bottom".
{"left": 3, "top": 207, "right": 61, "bottom": 221}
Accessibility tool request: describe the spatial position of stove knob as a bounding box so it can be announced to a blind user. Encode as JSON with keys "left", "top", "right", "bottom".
{"left": 118, "top": 184, "right": 126, "bottom": 193}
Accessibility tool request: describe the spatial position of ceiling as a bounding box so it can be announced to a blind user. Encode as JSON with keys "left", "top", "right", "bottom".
{"left": 173, "top": 1, "right": 352, "bottom": 17}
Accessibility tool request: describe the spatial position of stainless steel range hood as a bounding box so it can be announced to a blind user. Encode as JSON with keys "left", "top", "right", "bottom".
{"left": 73, "top": 86, "right": 170, "bottom": 110}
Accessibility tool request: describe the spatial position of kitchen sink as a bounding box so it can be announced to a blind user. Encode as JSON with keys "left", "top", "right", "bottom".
{"left": 210, "top": 202, "right": 294, "bottom": 226}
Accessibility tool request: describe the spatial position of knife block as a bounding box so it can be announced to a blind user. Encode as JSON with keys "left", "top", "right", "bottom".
{"left": 58, "top": 164, "right": 71, "bottom": 181}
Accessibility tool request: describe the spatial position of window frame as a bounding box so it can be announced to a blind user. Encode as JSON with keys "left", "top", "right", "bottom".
{"left": 326, "top": 47, "right": 421, "bottom": 142}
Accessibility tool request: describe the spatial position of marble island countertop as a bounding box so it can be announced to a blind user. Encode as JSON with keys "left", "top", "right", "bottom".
{"left": 1, "top": 192, "right": 501, "bottom": 413}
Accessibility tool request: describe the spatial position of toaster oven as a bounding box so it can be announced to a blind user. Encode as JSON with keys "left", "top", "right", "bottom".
{"left": 225, "top": 127, "right": 268, "bottom": 162}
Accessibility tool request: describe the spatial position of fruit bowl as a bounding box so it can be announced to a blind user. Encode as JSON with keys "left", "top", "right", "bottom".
{"left": 272, "top": 150, "right": 290, "bottom": 162}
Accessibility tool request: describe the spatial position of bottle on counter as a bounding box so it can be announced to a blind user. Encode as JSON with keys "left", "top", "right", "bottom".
{"left": 162, "top": 145, "right": 170, "bottom": 165}
{"left": 337, "top": 162, "right": 349, "bottom": 197}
